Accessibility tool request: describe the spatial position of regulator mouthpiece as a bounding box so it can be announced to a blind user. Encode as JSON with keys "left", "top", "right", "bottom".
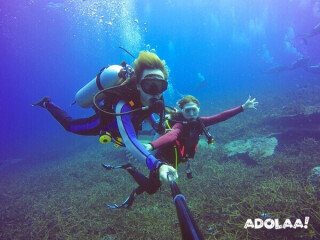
{"left": 150, "top": 98, "right": 165, "bottom": 113}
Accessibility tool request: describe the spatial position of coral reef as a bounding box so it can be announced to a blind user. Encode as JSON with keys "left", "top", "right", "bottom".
{"left": 224, "top": 137, "right": 278, "bottom": 160}
{"left": 1, "top": 136, "right": 320, "bottom": 240}
{"left": 2, "top": 84, "right": 320, "bottom": 239}
{"left": 308, "top": 167, "right": 320, "bottom": 189}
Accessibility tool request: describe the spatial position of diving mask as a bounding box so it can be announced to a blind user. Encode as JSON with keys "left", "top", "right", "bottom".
{"left": 183, "top": 106, "right": 199, "bottom": 114}
{"left": 182, "top": 103, "right": 200, "bottom": 119}
{"left": 140, "top": 75, "right": 168, "bottom": 95}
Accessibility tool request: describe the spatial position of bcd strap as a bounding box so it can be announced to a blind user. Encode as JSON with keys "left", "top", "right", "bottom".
{"left": 157, "top": 110, "right": 165, "bottom": 134}
{"left": 165, "top": 120, "right": 179, "bottom": 169}
{"left": 197, "top": 117, "right": 214, "bottom": 144}
{"left": 96, "top": 67, "right": 107, "bottom": 90}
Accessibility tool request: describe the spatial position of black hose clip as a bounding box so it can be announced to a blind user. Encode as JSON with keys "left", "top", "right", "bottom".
{"left": 186, "top": 159, "right": 193, "bottom": 179}
{"left": 150, "top": 98, "right": 166, "bottom": 134}
{"left": 118, "top": 61, "right": 134, "bottom": 80}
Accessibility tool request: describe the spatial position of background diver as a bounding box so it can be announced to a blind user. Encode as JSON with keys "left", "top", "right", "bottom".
{"left": 103, "top": 95, "right": 258, "bottom": 209}
{"left": 296, "top": 22, "right": 320, "bottom": 40}
{"left": 306, "top": 64, "right": 320, "bottom": 74}
{"left": 266, "top": 56, "right": 310, "bottom": 73}
{"left": 32, "top": 51, "right": 178, "bottom": 187}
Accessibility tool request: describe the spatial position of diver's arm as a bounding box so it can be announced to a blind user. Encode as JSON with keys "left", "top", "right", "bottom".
{"left": 201, "top": 106, "right": 243, "bottom": 127}
{"left": 202, "top": 96, "right": 258, "bottom": 126}
{"left": 149, "top": 123, "right": 183, "bottom": 150}
{"left": 115, "top": 101, "right": 163, "bottom": 171}
{"left": 45, "top": 101, "right": 102, "bottom": 135}
{"left": 311, "top": 22, "right": 320, "bottom": 36}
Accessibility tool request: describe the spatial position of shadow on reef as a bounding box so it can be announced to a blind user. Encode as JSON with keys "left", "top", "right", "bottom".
{"left": 228, "top": 152, "right": 258, "bottom": 167}
{"left": 263, "top": 110, "right": 320, "bottom": 147}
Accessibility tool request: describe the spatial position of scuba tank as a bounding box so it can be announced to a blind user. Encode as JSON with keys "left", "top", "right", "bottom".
{"left": 75, "top": 47, "right": 136, "bottom": 109}
{"left": 75, "top": 64, "right": 130, "bottom": 108}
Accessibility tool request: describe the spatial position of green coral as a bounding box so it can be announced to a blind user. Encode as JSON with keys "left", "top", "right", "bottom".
{"left": 1, "top": 138, "right": 320, "bottom": 240}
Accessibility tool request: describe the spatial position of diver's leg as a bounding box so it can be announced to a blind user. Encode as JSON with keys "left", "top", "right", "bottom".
{"left": 126, "top": 167, "right": 161, "bottom": 195}
{"left": 126, "top": 166, "right": 151, "bottom": 187}
{"left": 32, "top": 96, "right": 51, "bottom": 108}
{"left": 107, "top": 188, "right": 138, "bottom": 209}
{"left": 33, "top": 97, "right": 101, "bottom": 135}
{"left": 103, "top": 163, "right": 139, "bottom": 209}
{"left": 106, "top": 180, "right": 160, "bottom": 210}
{"left": 32, "top": 97, "right": 73, "bottom": 129}
{"left": 102, "top": 163, "right": 151, "bottom": 192}
{"left": 145, "top": 171, "right": 162, "bottom": 194}
{"left": 115, "top": 182, "right": 154, "bottom": 209}
{"left": 102, "top": 163, "right": 133, "bottom": 170}
{"left": 104, "top": 164, "right": 161, "bottom": 209}
{"left": 45, "top": 102, "right": 75, "bottom": 129}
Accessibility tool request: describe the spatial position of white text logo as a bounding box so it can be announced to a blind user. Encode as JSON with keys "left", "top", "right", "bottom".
{"left": 244, "top": 217, "right": 309, "bottom": 229}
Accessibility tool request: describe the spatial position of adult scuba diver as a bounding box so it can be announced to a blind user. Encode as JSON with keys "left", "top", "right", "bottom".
{"left": 104, "top": 95, "right": 258, "bottom": 209}
{"left": 32, "top": 51, "right": 178, "bottom": 183}
{"left": 306, "top": 64, "right": 320, "bottom": 74}
{"left": 296, "top": 22, "right": 320, "bottom": 39}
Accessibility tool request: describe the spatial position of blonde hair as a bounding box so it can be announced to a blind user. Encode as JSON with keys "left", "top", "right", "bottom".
{"left": 177, "top": 95, "right": 200, "bottom": 109}
{"left": 133, "top": 51, "right": 168, "bottom": 82}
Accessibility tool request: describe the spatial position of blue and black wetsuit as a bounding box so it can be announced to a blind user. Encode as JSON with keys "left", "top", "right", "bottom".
{"left": 45, "top": 102, "right": 111, "bottom": 135}
{"left": 44, "top": 86, "right": 163, "bottom": 172}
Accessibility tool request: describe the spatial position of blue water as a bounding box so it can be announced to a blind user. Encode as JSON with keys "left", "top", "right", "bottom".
{"left": 0, "top": 0, "right": 319, "bottom": 166}
{"left": 1, "top": 1, "right": 320, "bottom": 239}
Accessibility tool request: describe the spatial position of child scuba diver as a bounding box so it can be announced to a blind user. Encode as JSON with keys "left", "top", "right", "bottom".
{"left": 104, "top": 94, "right": 258, "bottom": 209}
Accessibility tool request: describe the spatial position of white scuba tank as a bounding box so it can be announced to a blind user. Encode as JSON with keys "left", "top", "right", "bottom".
{"left": 75, "top": 65, "right": 124, "bottom": 108}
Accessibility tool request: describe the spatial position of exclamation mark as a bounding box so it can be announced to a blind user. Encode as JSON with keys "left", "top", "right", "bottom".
{"left": 304, "top": 216, "right": 309, "bottom": 229}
